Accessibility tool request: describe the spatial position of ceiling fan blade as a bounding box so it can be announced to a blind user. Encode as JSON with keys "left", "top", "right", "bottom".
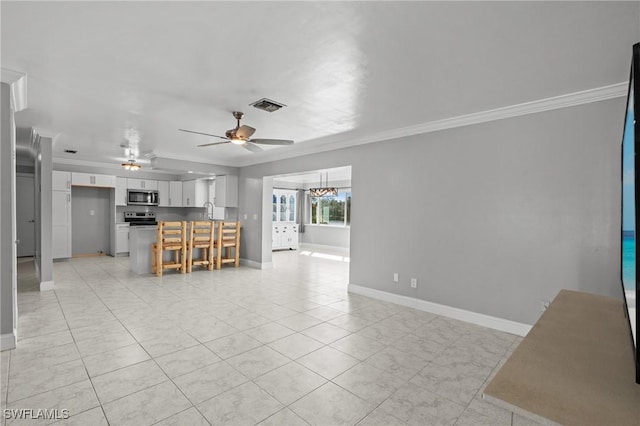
{"left": 178, "top": 129, "right": 228, "bottom": 140}
{"left": 242, "top": 142, "right": 263, "bottom": 152}
{"left": 197, "top": 141, "right": 231, "bottom": 147}
{"left": 236, "top": 125, "right": 256, "bottom": 139}
{"left": 250, "top": 138, "right": 294, "bottom": 146}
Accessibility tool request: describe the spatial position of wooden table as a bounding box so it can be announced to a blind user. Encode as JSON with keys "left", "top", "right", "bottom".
{"left": 483, "top": 289, "right": 640, "bottom": 425}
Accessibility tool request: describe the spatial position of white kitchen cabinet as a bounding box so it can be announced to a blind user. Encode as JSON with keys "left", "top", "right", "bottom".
{"left": 115, "top": 177, "right": 127, "bottom": 206}
{"left": 52, "top": 189, "right": 72, "bottom": 259}
{"left": 127, "top": 178, "right": 158, "bottom": 190}
{"left": 272, "top": 224, "right": 299, "bottom": 250}
{"left": 157, "top": 180, "right": 182, "bottom": 207}
{"left": 158, "top": 181, "right": 169, "bottom": 207}
{"left": 72, "top": 172, "right": 115, "bottom": 188}
{"left": 116, "top": 224, "right": 130, "bottom": 254}
{"left": 52, "top": 171, "right": 71, "bottom": 191}
{"left": 169, "top": 181, "right": 183, "bottom": 207}
{"left": 214, "top": 175, "right": 238, "bottom": 207}
{"left": 182, "top": 179, "right": 207, "bottom": 207}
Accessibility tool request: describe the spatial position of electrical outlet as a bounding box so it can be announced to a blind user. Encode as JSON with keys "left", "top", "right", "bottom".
{"left": 410, "top": 278, "right": 417, "bottom": 288}
{"left": 393, "top": 273, "right": 399, "bottom": 283}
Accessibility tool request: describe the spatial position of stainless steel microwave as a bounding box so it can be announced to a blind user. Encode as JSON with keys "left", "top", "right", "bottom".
{"left": 127, "top": 189, "right": 159, "bottom": 206}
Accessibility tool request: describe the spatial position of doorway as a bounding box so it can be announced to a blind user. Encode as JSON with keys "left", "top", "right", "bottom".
{"left": 16, "top": 173, "right": 35, "bottom": 257}
{"left": 268, "top": 166, "right": 352, "bottom": 272}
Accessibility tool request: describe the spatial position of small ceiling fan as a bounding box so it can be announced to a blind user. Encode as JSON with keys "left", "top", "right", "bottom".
{"left": 179, "top": 111, "right": 294, "bottom": 152}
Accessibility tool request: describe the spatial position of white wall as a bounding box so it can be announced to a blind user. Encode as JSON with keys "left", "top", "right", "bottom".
{"left": 239, "top": 98, "right": 624, "bottom": 325}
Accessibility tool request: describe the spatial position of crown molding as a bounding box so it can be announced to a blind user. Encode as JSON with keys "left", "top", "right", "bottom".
{"left": 237, "top": 82, "right": 628, "bottom": 167}
{"left": 1, "top": 68, "right": 27, "bottom": 112}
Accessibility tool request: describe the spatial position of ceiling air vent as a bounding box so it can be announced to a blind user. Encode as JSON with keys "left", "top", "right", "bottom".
{"left": 250, "top": 98, "right": 286, "bottom": 112}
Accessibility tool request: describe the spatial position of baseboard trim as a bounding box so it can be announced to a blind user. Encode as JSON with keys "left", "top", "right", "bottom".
{"left": 240, "top": 259, "right": 273, "bottom": 270}
{"left": 0, "top": 332, "right": 16, "bottom": 351}
{"left": 40, "top": 280, "right": 54, "bottom": 291}
{"left": 348, "top": 283, "right": 532, "bottom": 337}
{"left": 298, "top": 242, "right": 349, "bottom": 251}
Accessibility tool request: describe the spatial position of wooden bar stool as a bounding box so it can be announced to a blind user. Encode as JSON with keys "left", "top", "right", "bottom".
{"left": 150, "top": 221, "right": 187, "bottom": 277}
{"left": 215, "top": 221, "right": 240, "bottom": 269}
{"left": 187, "top": 221, "right": 215, "bottom": 272}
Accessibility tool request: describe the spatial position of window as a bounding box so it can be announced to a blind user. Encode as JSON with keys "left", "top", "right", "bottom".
{"left": 310, "top": 189, "right": 351, "bottom": 226}
{"left": 272, "top": 189, "right": 297, "bottom": 223}
{"left": 289, "top": 195, "right": 295, "bottom": 222}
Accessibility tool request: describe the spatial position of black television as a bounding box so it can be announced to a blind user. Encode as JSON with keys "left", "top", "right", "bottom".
{"left": 621, "top": 42, "right": 639, "bottom": 385}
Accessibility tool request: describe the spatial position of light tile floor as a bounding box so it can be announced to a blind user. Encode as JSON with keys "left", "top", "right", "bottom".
{"left": 1, "top": 245, "right": 536, "bottom": 426}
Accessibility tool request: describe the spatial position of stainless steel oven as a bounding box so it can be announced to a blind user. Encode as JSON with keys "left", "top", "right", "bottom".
{"left": 127, "top": 189, "right": 159, "bottom": 206}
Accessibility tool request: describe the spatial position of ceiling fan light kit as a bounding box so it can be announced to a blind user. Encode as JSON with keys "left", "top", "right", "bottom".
{"left": 179, "top": 111, "right": 294, "bottom": 153}
{"left": 121, "top": 160, "right": 141, "bottom": 171}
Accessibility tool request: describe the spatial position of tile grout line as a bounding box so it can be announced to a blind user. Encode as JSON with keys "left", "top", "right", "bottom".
{"left": 61, "top": 258, "right": 207, "bottom": 425}
{"left": 48, "top": 287, "right": 110, "bottom": 425}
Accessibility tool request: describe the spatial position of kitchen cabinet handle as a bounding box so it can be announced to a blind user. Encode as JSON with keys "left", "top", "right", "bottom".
{"left": 67, "top": 194, "right": 70, "bottom": 202}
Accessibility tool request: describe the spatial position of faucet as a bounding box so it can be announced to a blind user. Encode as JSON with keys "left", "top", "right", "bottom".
{"left": 203, "top": 202, "right": 214, "bottom": 220}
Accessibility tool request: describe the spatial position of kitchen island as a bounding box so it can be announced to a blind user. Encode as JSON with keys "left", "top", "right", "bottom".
{"left": 129, "top": 225, "right": 159, "bottom": 274}
{"left": 129, "top": 224, "right": 208, "bottom": 274}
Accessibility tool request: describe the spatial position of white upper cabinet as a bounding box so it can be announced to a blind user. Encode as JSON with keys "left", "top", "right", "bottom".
{"left": 115, "top": 177, "right": 127, "bottom": 206}
{"left": 182, "top": 179, "right": 207, "bottom": 207}
{"left": 214, "top": 175, "right": 238, "bottom": 207}
{"left": 158, "top": 181, "right": 169, "bottom": 207}
{"left": 272, "top": 189, "right": 297, "bottom": 223}
{"left": 156, "top": 180, "right": 183, "bottom": 207}
{"left": 72, "top": 172, "right": 115, "bottom": 188}
{"left": 127, "top": 178, "right": 158, "bottom": 190}
{"left": 169, "top": 181, "right": 183, "bottom": 207}
{"left": 52, "top": 171, "right": 71, "bottom": 191}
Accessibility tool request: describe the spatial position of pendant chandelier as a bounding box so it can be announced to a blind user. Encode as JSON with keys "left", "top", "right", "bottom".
{"left": 309, "top": 172, "right": 337, "bottom": 197}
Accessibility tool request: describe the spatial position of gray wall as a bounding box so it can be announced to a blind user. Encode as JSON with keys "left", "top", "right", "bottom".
{"left": 1, "top": 83, "right": 17, "bottom": 346}
{"left": 302, "top": 226, "right": 350, "bottom": 248}
{"left": 72, "top": 187, "right": 112, "bottom": 255}
{"left": 239, "top": 98, "right": 624, "bottom": 325}
{"left": 34, "top": 136, "right": 53, "bottom": 285}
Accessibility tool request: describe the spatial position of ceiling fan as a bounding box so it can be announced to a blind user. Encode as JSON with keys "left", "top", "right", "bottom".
{"left": 179, "top": 111, "right": 294, "bottom": 152}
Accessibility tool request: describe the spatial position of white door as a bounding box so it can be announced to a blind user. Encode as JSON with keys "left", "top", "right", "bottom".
{"left": 16, "top": 174, "right": 35, "bottom": 257}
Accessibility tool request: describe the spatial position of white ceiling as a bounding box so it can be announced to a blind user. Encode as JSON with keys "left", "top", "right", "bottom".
{"left": 2, "top": 2, "right": 638, "bottom": 169}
